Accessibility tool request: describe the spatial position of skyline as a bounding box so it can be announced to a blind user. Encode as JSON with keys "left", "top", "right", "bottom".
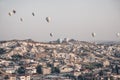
{"left": 0, "top": 0, "right": 120, "bottom": 42}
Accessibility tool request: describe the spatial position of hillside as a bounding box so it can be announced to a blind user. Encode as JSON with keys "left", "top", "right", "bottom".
{"left": 0, "top": 39, "right": 120, "bottom": 61}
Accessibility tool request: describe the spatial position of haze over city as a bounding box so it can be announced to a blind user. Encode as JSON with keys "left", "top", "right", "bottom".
{"left": 0, "top": 0, "right": 120, "bottom": 41}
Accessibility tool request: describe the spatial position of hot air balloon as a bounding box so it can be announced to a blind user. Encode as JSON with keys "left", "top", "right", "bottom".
{"left": 32, "top": 12, "right": 35, "bottom": 16}
{"left": 13, "top": 10, "right": 16, "bottom": 14}
{"left": 91, "top": 32, "right": 96, "bottom": 44}
{"left": 46, "top": 17, "right": 51, "bottom": 23}
{"left": 50, "top": 33, "right": 53, "bottom": 37}
{"left": 116, "top": 32, "right": 120, "bottom": 37}
{"left": 8, "top": 12, "right": 12, "bottom": 16}
{"left": 57, "top": 38, "right": 63, "bottom": 43}
{"left": 20, "top": 18, "right": 23, "bottom": 22}
{"left": 91, "top": 32, "right": 96, "bottom": 38}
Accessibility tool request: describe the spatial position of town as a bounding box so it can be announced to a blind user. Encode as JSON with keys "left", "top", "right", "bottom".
{"left": 0, "top": 39, "right": 120, "bottom": 80}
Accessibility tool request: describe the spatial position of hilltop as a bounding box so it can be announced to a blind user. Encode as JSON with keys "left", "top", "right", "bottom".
{"left": 0, "top": 39, "right": 120, "bottom": 61}
{"left": 0, "top": 39, "right": 120, "bottom": 79}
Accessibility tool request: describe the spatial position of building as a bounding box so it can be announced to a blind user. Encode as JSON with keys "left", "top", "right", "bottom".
{"left": 72, "top": 71, "right": 81, "bottom": 77}
{"left": 42, "top": 67, "right": 51, "bottom": 75}
{"left": 60, "top": 66, "right": 73, "bottom": 73}
{"left": 17, "top": 75, "right": 30, "bottom": 80}
{"left": 9, "top": 75, "right": 16, "bottom": 80}
{"left": 103, "top": 60, "right": 110, "bottom": 67}
{"left": 53, "top": 62, "right": 60, "bottom": 67}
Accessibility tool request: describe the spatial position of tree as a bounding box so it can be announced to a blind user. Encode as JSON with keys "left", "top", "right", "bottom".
{"left": 85, "top": 64, "right": 94, "bottom": 70}
{"left": 36, "top": 65, "right": 42, "bottom": 74}
{"left": 47, "top": 63, "right": 53, "bottom": 67}
{"left": 0, "top": 48, "right": 5, "bottom": 54}
{"left": 78, "top": 75, "right": 84, "bottom": 80}
{"left": 4, "top": 75, "right": 9, "bottom": 80}
{"left": 110, "top": 76, "right": 114, "bottom": 80}
{"left": 94, "top": 62, "right": 103, "bottom": 68}
{"left": 64, "top": 74, "right": 76, "bottom": 80}
{"left": 99, "top": 70, "right": 103, "bottom": 76}
{"left": 11, "top": 54, "right": 22, "bottom": 60}
{"left": 115, "top": 65, "right": 119, "bottom": 74}
{"left": 51, "top": 67, "right": 60, "bottom": 73}
{"left": 17, "top": 66, "right": 25, "bottom": 74}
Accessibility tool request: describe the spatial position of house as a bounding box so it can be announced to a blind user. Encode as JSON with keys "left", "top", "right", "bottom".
{"left": 72, "top": 71, "right": 81, "bottom": 77}
{"left": 26, "top": 68, "right": 36, "bottom": 74}
{"left": 0, "top": 74, "right": 4, "bottom": 80}
{"left": 4, "top": 68, "right": 16, "bottom": 74}
{"left": 17, "top": 75, "right": 30, "bottom": 80}
{"left": 60, "top": 66, "right": 73, "bottom": 73}
{"left": 53, "top": 62, "right": 59, "bottom": 67}
{"left": 42, "top": 67, "right": 51, "bottom": 75}
{"left": 112, "top": 74, "right": 120, "bottom": 80}
{"left": 74, "top": 64, "right": 82, "bottom": 70}
{"left": 9, "top": 75, "right": 16, "bottom": 80}
{"left": 57, "top": 53, "right": 66, "bottom": 58}
{"left": 103, "top": 60, "right": 110, "bottom": 67}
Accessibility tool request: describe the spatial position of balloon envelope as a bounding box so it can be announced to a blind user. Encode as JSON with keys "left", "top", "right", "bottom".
{"left": 8, "top": 12, "right": 12, "bottom": 16}
{"left": 50, "top": 33, "right": 53, "bottom": 37}
{"left": 116, "top": 33, "right": 120, "bottom": 37}
{"left": 92, "top": 32, "right": 96, "bottom": 37}
{"left": 46, "top": 17, "right": 51, "bottom": 23}
{"left": 13, "top": 10, "right": 16, "bottom": 14}
{"left": 20, "top": 18, "right": 23, "bottom": 22}
{"left": 32, "top": 12, "right": 35, "bottom": 16}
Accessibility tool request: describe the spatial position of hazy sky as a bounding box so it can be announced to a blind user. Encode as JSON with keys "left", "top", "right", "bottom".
{"left": 0, "top": 0, "right": 120, "bottom": 42}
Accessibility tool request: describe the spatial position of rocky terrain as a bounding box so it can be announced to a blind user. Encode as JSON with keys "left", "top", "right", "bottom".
{"left": 0, "top": 39, "right": 99, "bottom": 59}
{"left": 0, "top": 39, "right": 120, "bottom": 61}
{"left": 0, "top": 39, "right": 120, "bottom": 80}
